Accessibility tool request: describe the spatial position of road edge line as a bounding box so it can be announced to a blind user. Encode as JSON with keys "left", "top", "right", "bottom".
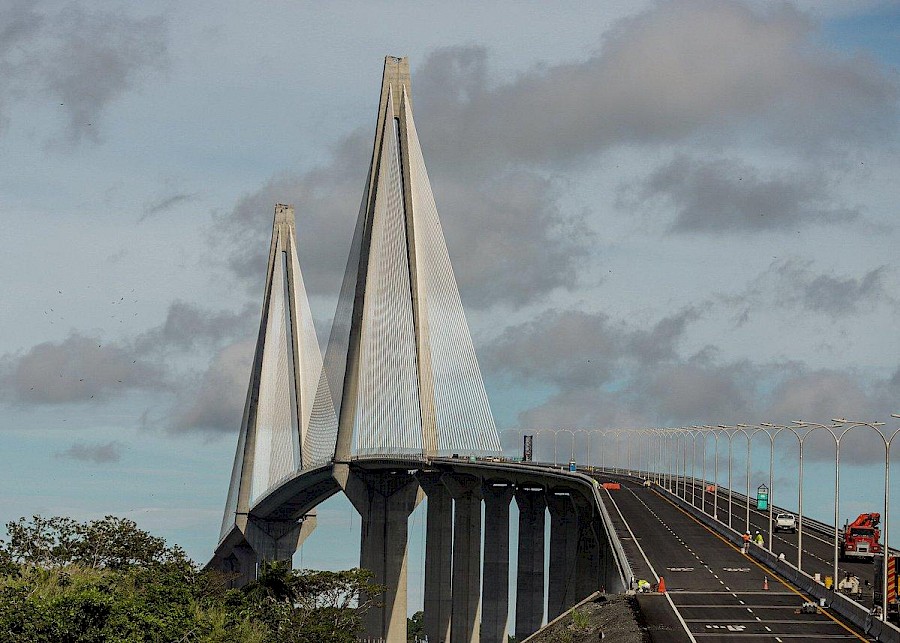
{"left": 603, "top": 486, "right": 698, "bottom": 643}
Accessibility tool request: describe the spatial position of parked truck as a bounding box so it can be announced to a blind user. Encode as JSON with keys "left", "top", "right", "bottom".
{"left": 875, "top": 554, "right": 899, "bottom": 622}
{"left": 841, "top": 512, "right": 882, "bottom": 561}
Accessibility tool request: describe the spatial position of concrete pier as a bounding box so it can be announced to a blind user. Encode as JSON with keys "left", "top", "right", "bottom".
{"left": 444, "top": 474, "right": 483, "bottom": 643}
{"left": 574, "top": 498, "right": 601, "bottom": 598}
{"left": 419, "top": 473, "right": 453, "bottom": 643}
{"left": 341, "top": 469, "right": 421, "bottom": 643}
{"left": 481, "top": 483, "right": 514, "bottom": 643}
{"left": 547, "top": 492, "right": 579, "bottom": 619}
{"left": 515, "top": 487, "right": 546, "bottom": 640}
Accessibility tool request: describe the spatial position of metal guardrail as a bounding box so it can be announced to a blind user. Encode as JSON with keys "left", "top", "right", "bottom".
{"left": 591, "top": 479, "right": 636, "bottom": 589}
{"left": 649, "top": 477, "right": 900, "bottom": 643}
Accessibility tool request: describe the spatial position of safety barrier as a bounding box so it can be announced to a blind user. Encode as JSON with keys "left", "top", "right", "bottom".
{"left": 636, "top": 473, "right": 900, "bottom": 642}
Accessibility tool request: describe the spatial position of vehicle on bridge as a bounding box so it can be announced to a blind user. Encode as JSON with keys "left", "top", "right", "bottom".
{"left": 775, "top": 512, "right": 797, "bottom": 533}
{"left": 841, "top": 512, "right": 881, "bottom": 561}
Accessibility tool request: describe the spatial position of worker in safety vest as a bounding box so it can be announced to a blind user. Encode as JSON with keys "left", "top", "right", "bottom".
{"left": 741, "top": 531, "right": 751, "bottom": 553}
{"left": 637, "top": 579, "right": 652, "bottom": 593}
{"left": 754, "top": 531, "right": 764, "bottom": 546}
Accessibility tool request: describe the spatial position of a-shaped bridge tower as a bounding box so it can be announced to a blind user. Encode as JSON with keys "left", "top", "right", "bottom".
{"left": 212, "top": 57, "right": 620, "bottom": 643}
{"left": 322, "top": 55, "right": 500, "bottom": 463}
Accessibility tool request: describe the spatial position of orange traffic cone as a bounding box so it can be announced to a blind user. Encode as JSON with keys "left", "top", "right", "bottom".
{"left": 657, "top": 577, "right": 666, "bottom": 593}
{"left": 763, "top": 577, "right": 768, "bottom": 591}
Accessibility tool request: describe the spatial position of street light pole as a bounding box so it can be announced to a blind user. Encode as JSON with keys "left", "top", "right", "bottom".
{"left": 693, "top": 426, "right": 708, "bottom": 513}
{"left": 832, "top": 418, "right": 889, "bottom": 618}
{"left": 736, "top": 425, "right": 754, "bottom": 534}
{"left": 719, "top": 425, "right": 735, "bottom": 529}
{"left": 704, "top": 426, "right": 722, "bottom": 520}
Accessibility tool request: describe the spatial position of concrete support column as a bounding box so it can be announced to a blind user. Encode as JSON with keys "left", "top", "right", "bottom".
{"left": 417, "top": 472, "right": 453, "bottom": 643}
{"left": 340, "top": 468, "right": 422, "bottom": 643}
{"left": 481, "top": 483, "right": 514, "bottom": 643}
{"left": 547, "top": 492, "right": 579, "bottom": 619}
{"left": 444, "top": 474, "right": 483, "bottom": 643}
{"left": 515, "top": 487, "right": 546, "bottom": 640}
{"left": 573, "top": 498, "right": 601, "bottom": 599}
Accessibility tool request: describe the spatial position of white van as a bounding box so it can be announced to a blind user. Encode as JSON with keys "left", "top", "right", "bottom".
{"left": 775, "top": 513, "right": 797, "bottom": 533}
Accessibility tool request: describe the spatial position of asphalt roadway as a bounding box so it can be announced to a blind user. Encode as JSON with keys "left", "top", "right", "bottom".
{"left": 674, "top": 479, "right": 877, "bottom": 606}
{"left": 596, "top": 475, "right": 873, "bottom": 642}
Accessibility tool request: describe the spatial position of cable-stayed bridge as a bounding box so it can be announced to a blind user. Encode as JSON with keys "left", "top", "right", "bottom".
{"left": 209, "top": 57, "right": 617, "bottom": 643}
{"left": 208, "top": 57, "right": 895, "bottom": 643}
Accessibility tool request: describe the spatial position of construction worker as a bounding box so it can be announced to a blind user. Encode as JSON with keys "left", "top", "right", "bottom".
{"left": 741, "top": 531, "right": 751, "bottom": 553}
{"left": 754, "top": 531, "right": 764, "bottom": 546}
{"left": 637, "top": 579, "right": 652, "bottom": 593}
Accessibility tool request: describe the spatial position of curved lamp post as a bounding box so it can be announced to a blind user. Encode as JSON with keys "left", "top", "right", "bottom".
{"left": 555, "top": 428, "right": 576, "bottom": 466}
{"left": 535, "top": 429, "right": 556, "bottom": 465}
{"left": 735, "top": 424, "right": 764, "bottom": 534}
{"left": 717, "top": 425, "right": 739, "bottom": 529}
{"left": 573, "top": 429, "right": 591, "bottom": 468}
{"left": 691, "top": 426, "right": 707, "bottom": 512}
{"left": 761, "top": 422, "right": 810, "bottom": 569}
{"left": 832, "top": 418, "right": 893, "bottom": 619}
{"left": 701, "top": 425, "right": 723, "bottom": 519}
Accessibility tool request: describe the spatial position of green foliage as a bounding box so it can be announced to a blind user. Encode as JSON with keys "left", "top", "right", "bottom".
{"left": 407, "top": 609, "right": 424, "bottom": 641}
{"left": 3, "top": 514, "right": 187, "bottom": 569}
{"left": 242, "top": 562, "right": 384, "bottom": 643}
{"left": 571, "top": 607, "right": 590, "bottom": 631}
{"left": 0, "top": 516, "right": 383, "bottom": 643}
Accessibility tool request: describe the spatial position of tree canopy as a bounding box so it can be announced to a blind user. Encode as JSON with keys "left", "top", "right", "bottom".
{"left": 0, "top": 515, "right": 382, "bottom": 643}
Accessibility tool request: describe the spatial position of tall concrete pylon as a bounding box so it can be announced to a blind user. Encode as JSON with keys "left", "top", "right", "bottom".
{"left": 219, "top": 204, "right": 325, "bottom": 577}
{"left": 318, "top": 56, "right": 501, "bottom": 463}
{"left": 320, "top": 56, "right": 501, "bottom": 643}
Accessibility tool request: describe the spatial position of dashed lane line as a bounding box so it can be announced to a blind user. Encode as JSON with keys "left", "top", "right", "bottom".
{"left": 648, "top": 486, "right": 869, "bottom": 643}
{"left": 683, "top": 482, "right": 864, "bottom": 578}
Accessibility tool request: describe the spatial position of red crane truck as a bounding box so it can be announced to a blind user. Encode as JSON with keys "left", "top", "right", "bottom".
{"left": 840, "top": 512, "right": 882, "bottom": 561}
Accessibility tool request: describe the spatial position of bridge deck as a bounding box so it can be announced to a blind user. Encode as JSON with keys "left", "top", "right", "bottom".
{"left": 598, "top": 475, "right": 870, "bottom": 643}
{"left": 678, "top": 480, "right": 877, "bottom": 609}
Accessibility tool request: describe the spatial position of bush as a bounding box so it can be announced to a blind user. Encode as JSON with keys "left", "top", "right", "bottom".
{"left": 0, "top": 516, "right": 382, "bottom": 643}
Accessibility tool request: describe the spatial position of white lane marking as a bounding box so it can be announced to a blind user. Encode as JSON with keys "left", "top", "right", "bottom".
{"left": 765, "top": 626, "right": 772, "bottom": 632}
{"left": 603, "top": 487, "right": 698, "bottom": 643}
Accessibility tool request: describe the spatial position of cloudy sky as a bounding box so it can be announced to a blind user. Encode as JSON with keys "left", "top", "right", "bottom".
{"left": 1, "top": 0, "right": 899, "bottom": 611}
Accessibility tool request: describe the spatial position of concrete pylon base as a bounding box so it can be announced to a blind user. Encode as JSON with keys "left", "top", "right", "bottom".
{"left": 214, "top": 513, "right": 317, "bottom": 588}
{"left": 340, "top": 467, "right": 422, "bottom": 643}
{"left": 245, "top": 512, "right": 317, "bottom": 564}
{"left": 220, "top": 542, "right": 258, "bottom": 588}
